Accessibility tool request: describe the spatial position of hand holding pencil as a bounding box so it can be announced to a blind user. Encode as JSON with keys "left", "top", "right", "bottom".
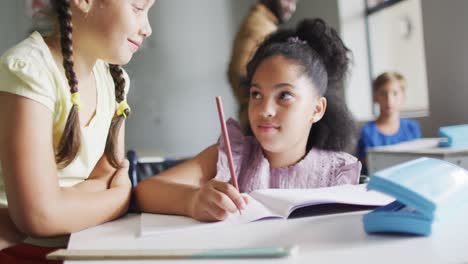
{"left": 186, "top": 96, "right": 247, "bottom": 222}
{"left": 189, "top": 180, "right": 247, "bottom": 222}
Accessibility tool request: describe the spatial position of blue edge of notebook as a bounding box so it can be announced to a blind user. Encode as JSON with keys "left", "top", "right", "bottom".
{"left": 362, "top": 157, "right": 468, "bottom": 236}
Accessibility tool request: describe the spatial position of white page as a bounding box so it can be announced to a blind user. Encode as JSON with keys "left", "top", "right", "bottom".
{"left": 139, "top": 195, "right": 279, "bottom": 237}
{"left": 250, "top": 184, "right": 394, "bottom": 217}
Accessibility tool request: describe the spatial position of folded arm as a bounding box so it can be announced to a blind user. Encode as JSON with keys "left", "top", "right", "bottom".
{"left": 0, "top": 93, "right": 130, "bottom": 237}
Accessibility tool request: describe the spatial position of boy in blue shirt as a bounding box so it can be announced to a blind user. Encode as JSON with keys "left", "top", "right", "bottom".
{"left": 358, "top": 72, "right": 421, "bottom": 174}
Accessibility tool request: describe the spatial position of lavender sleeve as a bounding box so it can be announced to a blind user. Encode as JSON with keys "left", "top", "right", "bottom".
{"left": 332, "top": 152, "right": 362, "bottom": 185}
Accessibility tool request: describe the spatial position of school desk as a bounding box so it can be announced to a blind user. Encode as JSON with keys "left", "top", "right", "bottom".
{"left": 62, "top": 210, "right": 468, "bottom": 264}
{"left": 367, "top": 138, "right": 468, "bottom": 174}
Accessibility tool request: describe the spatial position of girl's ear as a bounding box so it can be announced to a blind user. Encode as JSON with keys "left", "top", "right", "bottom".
{"left": 72, "top": 0, "right": 93, "bottom": 14}
{"left": 311, "top": 96, "right": 327, "bottom": 123}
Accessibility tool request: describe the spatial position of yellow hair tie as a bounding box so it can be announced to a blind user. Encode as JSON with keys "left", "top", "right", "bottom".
{"left": 117, "top": 101, "right": 131, "bottom": 118}
{"left": 71, "top": 92, "right": 82, "bottom": 111}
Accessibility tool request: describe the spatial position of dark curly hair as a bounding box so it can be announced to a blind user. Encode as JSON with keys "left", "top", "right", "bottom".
{"left": 245, "top": 18, "right": 357, "bottom": 152}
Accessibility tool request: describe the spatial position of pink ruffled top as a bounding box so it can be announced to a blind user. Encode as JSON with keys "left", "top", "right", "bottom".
{"left": 215, "top": 119, "right": 361, "bottom": 193}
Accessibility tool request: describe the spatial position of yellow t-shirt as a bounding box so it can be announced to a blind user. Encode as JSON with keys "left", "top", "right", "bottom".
{"left": 0, "top": 31, "right": 130, "bottom": 208}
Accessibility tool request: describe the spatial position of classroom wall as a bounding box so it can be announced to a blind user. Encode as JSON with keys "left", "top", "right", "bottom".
{"left": 124, "top": 0, "right": 253, "bottom": 157}
{"left": 0, "top": 1, "right": 30, "bottom": 55}
{"left": 337, "top": 0, "right": 374, "bottom": 122}
{"left": 286, "top": 0, "right": 340, "bottom": 30}
{"left": 417, "top": 0, "right": 468, "bottom": 136}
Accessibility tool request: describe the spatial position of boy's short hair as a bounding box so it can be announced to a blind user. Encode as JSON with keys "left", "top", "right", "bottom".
{"left": 373, "top": 72, "right": 407, "bottom": 93}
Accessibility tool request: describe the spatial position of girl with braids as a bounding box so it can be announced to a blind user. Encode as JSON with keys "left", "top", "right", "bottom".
{"left": 136, "top": 18, "right": 361, "bottom": 222}
{"left": 0, "top": 0, "right": 154, "bottom": 259}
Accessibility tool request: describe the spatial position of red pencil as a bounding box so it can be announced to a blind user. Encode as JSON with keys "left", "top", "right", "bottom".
{"left": 215, "top": 96, "right": 242, "bottom": 215}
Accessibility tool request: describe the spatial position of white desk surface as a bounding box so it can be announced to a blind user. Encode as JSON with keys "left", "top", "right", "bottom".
{"left": 367, "top": 138, "right": 468, "bottom": 155}
{"left": 66, "top": 212, "right": 467, "bottom": 264}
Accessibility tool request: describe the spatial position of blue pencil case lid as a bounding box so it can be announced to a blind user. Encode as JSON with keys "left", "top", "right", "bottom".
{"left": 363, "top": 157, "right": 468, "bottom": 236}
{"left": 438, "top": 124, "right": 468, "bottom": 148}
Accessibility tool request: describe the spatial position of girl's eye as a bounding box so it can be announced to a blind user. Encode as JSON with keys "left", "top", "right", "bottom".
{"left": 279, "top": 92, "right": 293, "bottom": 100}
{"left": 133, "top": 5, "right": 144, "bottom": 12}
{"left": 250, "top": 91, "right": 262, "bottom": 99}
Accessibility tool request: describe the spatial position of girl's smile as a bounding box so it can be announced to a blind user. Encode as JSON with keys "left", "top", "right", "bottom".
{"left": 256, "top": 122, "right": 280, "bottom": 133}
{"left": 128, "top": 38, "right": 141, "bottom": 51}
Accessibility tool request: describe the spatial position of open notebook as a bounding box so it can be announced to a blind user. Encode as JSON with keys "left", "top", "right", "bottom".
{"left": 140, "top": 184, "right": 393, "bottom": 237}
